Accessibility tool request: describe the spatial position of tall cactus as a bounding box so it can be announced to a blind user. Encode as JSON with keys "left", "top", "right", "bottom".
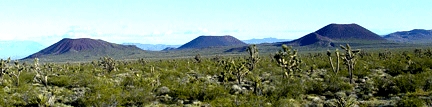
{"left": 223, "top": 58, "right": 249, "bottom": 85}
{"left": 246, "top": 44, "right": 260, "bottom": 71}
{"left": 274, "top": 44, "right": 301, "bottom": 78}
{"left": 0, "top": 57, "right": 11, "bottom": 84}
{"left": 327, "top": 49, "right": 340, "bottom": 74}
{"left": 340, "top": 44, "right": 360, "bottom": 84}
{"left": 99, "top": 57, "right": 117, "bottom": 73}
{"left": 194, "top": 54, "right": 202, "bottom": 63}
{"left": 11, "top": 60, "right": 24, "bottom": 86}
{"left": 33, "top": 58, "right": 48, "bottom": 86}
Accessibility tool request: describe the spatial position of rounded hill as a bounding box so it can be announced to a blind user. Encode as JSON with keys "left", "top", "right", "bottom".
{"left": 23, "top": 38, "right": 142, "bottom": 59}
{"left": 177, "top": 35, "right": 247, "bottom": 49}
{"left": 315, "top": 23, "right": 386, "bottom": 41}
{"left": 278, "top": 23, "right": 387, "bottom": 47}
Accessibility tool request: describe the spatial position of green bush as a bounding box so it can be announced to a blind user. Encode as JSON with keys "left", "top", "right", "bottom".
{"left": 384, "top": 61, "right": 406, "bottom": 76}
{"left": 394, "top": 74, "right": 421, "bottom": 93}
{"left": 48, "top": 75, "right": 72, "bottom": 87}
{"left": 396, "top": 96, "right": 425, "bottom": 107}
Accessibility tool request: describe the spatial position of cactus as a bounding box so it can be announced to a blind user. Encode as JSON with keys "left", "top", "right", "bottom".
{"left": 0, "top": 57, "right": 11, "bottom": 84}
{"left": 99, "top": 57, "right": 117, "bottom": 73}
{"left": 251, "top": 75, "right": 262, "bottom": 95}
{"left": 222, "top": 58, "right": 249, "bottom": 85}
{"left": 327, "top": 49, "right": 340, "bottom": 74}
{"left": 194, "top": 54, "right": 202, "bottom": 63}
{"left": 340, "top": 44, "right": 360, "bottom": 84}
{"left": 414, "top": 48, "right": 422, "bottom": 57}
{"left": 32, "top": 58, "right": 48, "bottom": 86}
{"left": 379, "top": 49, "right": 392, "bottom": 60}
{"left": 425, "top": 49, "right": 432, "bottom": 57}
{"left": 274, "top": 44, "right": 301, "bottom": 78}
{"left": 11, "top": 60, "right": 24, "bottom": 86}
{"left": 246, "top": 44, "right": 260, "bottom": 71}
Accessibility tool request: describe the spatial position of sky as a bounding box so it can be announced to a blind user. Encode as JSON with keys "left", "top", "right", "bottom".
{"left": 1, "top": 0, "right": 431, "bottom": 45}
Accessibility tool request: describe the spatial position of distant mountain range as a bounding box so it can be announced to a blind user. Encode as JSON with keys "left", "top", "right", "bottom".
{"left": 279, "top": 23, "right": 387, "bottom": 47}
{"left": 383, "top": 29, "right": 432, "bottom": 43}
{"left": 242, "top": 37, "right": 291, "bottom": 44}
{"left": 23, "top": 38, "right": 143, "bottom": 60}
{"left": 2, "top": 23, "right": 431, "bottom": 62}
{"left": 177, "top": 35, "right": 247, "bottom": 49}
{"left": 123, "top": 37, "right": 289, "bottom": 51}
{"left": 0, "top": 41, "right": 45, "bottom": 59}
{"left": 122, "top": 43, "right": 180, "bottom": 51}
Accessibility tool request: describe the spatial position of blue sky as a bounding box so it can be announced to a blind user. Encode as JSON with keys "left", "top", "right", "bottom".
{"left": 1, "top": 0, "right": 431, "bottom": 45}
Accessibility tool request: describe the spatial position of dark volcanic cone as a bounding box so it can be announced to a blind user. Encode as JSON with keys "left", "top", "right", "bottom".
{"left": 23, "top": 38, "right": 142, "bottom": 59}
{"left": 178, "top": 35, "right": 247, "bottom": 49}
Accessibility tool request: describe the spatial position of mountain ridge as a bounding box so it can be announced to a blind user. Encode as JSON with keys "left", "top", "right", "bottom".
{"left": 177, "top": 35, "right": 247, "bottom": 49}
{"left": 278, "top": 23, "right": 387, "bottom": 47}
{"left": 384, "top": 29, "right": 432, "bottom": 43}
{"left": 23, "top": 38, "right": 143, "bottom": 59}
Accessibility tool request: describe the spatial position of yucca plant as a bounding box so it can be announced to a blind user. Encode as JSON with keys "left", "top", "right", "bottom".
{"left": 32, "top": 58, "right": 48, "bottom": 86}
{"left": 10, "top": 60, "right": 24, "bottom": 86}
{"left": 99, "top": 57, "right": 117, "bottom": 73}
{"left": 340, "top": 44, "right": 360, "bottom": 84}
{"left": 194, "top": 54, "right": 202, "bottom": 63}
{"left": 274, "top": 44, "right": 301, "bottom": 78}
{"left": 246, "top": 44, "right": 260, "bottom": 71}
{"left": 223, "top": 58, "right": 249, "bottom": 85}
{"left": 327, "top": 49, "right": 340, "bottom": 74}
{"left": 0, "top": 57, "right": 11, "bottom": 84}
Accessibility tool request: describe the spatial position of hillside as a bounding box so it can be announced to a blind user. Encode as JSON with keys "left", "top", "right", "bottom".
{"left": 384, "top": 29, "right": 432, "bottom": 43}
{"left": 23, "top": 38, "right": 144, "bottom": 60}
{"left": 281, "top": 33, "right": 334, "bottom": 47}
{"left": 177, "top": 35, "right": 247, "bottom": 49}
{"left": 278, "top": 23, "right": 387, "bottom": 47}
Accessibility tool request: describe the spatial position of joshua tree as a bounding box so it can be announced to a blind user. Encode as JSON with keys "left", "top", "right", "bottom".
{"left": 99, "top": 57, "right": 117, "bottom": 73}
{"left": 274, "top": 44, "right": 301, "bottom": 78}
{"left": 194, "top": 54, "right": 202, "bottom": 63}
{"left": 0, "top": 57, "right": 11, "bottom": 84}
{"left": 33, "top": 58, "right": 48, "bottom": 86}
{"left": 340, "top": 44, "right": 360, "bottom": 84}
{"left": 379, "top": 49, "right": 392, "bottom": 60}
{"left": 327, "top": 49, "right": 340, "bottom": 74}
{"left": 425, "top": 49, "right": 432, "bottom": 57}
{"left": 414, "top": 48, "right": 422, "bottom": 57}
{"left": 246, "top": 44, "right": 260, "bottom": 71}
{"left": 10, "top": 60, "right": 24, "bottom": 86}
{"left": 223, "top": 58, "right": 249, "bottom": 85}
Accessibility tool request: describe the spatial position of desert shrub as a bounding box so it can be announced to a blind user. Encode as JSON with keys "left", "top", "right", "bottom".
{"left": 353, "top": 60, "right": 370, "bottom": 78}
{"left": 406, "top": 62, "right": 427, "bottom": 74}
{"left": 209, "top": 97, "right": 234, "bottom": 106}
{"left": 273, "top": 98, "right": 301, "bottom": 107}
{"left": 233, "top": 95, "right": 269, "bottom": 107}
{"left": 48, "top": 75, "right": 72, "bottom": 87}
{"left": 305, "top": 79, "right": 326, "bottom": 94}
{"left": 394, "top": 74, "right": 421, "bottom": 93}
{"left": 80, "top": 80, "right": 124, "bottom": 106}
{"left": 384, "top": 61, "right": 406, "bottom": 76}
{"left": 69, "top": 72, "right": 98, "bottom": 87}
{"left": 396, "top": 96, "right": 425, "bottom": 107}
{"left": 122, "top": 87, "right": 154, "bottom": 106}
{"left": 373, "top": 76, "right": 398, "bottom": 97}
{"left": 269, "top": 78, "right": 305, "bottom": 99}
{"left": 304, "top": 73, "right": 352, "bottom": 96}
{"left": 325, "top": 76, "right": 352, "bottom": 94}
{"left": 169, "top": 81, "right": 228, "bottom": 102}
